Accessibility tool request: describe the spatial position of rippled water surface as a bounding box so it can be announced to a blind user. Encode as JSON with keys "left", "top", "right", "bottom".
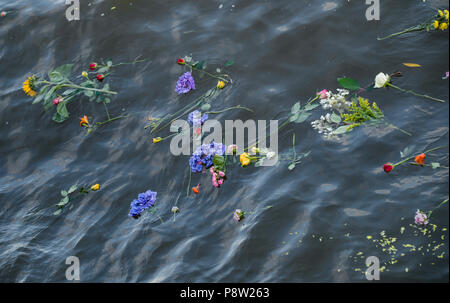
{"left": 0, "top": 0, "right": 449, "bottom": 282}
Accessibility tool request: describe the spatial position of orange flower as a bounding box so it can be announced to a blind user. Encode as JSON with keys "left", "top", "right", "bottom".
{"left": 414, "top": 153, "right": 426, "bottom": 166}
{"left": 80, "top": 115, "right": 89, "bottom": 127}
{"left": 192, "top": 184, "right": 200, "bottom": 194}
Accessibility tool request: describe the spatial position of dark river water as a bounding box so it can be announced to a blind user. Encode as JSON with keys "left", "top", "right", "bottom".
{"left": 0, "top": 0, "right": 448, "bottom": 282}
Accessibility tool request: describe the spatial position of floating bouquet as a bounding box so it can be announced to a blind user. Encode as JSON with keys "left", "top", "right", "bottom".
{"left": 23, "top": 58, "right": 146, "bottom": 132}
{"left": 378, "top": 9, "right": 449, "bottom": 40}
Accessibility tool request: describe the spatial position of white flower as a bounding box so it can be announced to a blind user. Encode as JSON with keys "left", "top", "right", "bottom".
{"left": 171, "top": 206, "right": 179, "bottom": 213}
{"left": 319, "top": 89, "right": 351, "bottom": 112}
{"left": 266, "top": 151, "right": 276, "bottom": 159}
{"left": 374, "top": 72, "right": 391, "bottom": 88}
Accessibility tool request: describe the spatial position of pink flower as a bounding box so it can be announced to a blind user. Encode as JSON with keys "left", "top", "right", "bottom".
{"left": 226, "top": 144, "right": 238, "bottom": 155}
{"left": 218, "top": 171, "right": 225, "bottom": 177}
{"left": 414, "top": 209, "right": 429, "bottom": 226}
{"left": 317, "top": 89, "right": 328, "bottom": 99}
{"left": 233, "top": 209, "right": 244, "bottom": 222}
{"left": 443, "top": 72, "right": 449, "bottom": 80}
{"left": 53, "top": 97, "right": 62, "bottom": 105}
{"left": 218, "top": 179, "right": 223, "bottom": 185}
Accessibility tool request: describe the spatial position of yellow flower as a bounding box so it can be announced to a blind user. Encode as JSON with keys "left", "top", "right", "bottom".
{"left": 22, "top": 76, "right": 38, "bottom": 97}
{"left": 217, "top": 81, "right": 226, "bottom": 89}
{"left": 439, "top": 22, "right": 448, "bottom": 31}
{"left": 153, "top": 137, "right": 162, "bottom": 143}
{"left": 240, "top": 152, "right": 251, "bottom": 167}
{"left": 80, "top": 115, "right": 89, "bottom": 127}
{"left": 90, "top": 184, "right": 100, "bottom": 191}
{"left": 445, "top": 10, "right": 449, "bottom": 20}
{"left": 82, "top": 71, "right": 88, "bottom": 77}
{"left": 438, "top": 10, "right": 444, "bottom": 17}
{"left": 433, "top": 20, "right": 440, "bottom": 29}
{"left": 250, "top": 146, "right": 259, "bottom": 154}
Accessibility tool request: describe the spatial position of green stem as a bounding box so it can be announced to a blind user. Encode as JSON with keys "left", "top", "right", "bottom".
{"left": 103, "top": 102, "right": 111, "bottom": 120}
{"left": 187, "top": 63, "right": 231, "bottom": 83}
{"left": 388, "top": 123, "right": 412, "bottom": 136}
{"left": 206, "top": 105, "right": 253, "bottom": 115}
{"left": 387, "top": 83, "right": 446, "bottom": 103}
{"left": 428, "top": 199, "right": 449, "bottom": 218}
{"left": 39, "top": 81, "right": 117, "bottom": 95}
{"left": 377, "top": 25, "right": 424, "bottom": 40}
{"left": 393, "top": 145, "right": 448, "bottom": 167}
{"left": 95, "top": 115, "right": 127, "bottom": 126}
{"left": 186, "top": 169, "right": 192, "bottom": 197}
{"left": 305, "top": 95, "right": 319, "bottom": 107}
{"left": 409, "top": 162, "right": 449, "bottom": 169}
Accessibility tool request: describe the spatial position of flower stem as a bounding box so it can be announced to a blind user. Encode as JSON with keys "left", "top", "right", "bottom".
{"left": 187, "top": 63, "right": 231, "bottom": 83}
{"left": 377, "top": 25, "right": 424, "bottom": 40}
{"left": 305, "top": 95, "right": 319, "bottom": 107}
{"left": 206, "top": 105, "right": 253, "bottom": 115}
{"left": 388, "top": 123, "right": 412, "bottom": 136}
{"left": 95, "top": 115, "right": 127, "bottom": 126}
{"left": 39, "top": 81, "right": 117, "bottom": 95}
{"left": 393, "top": 145, "right": 448, "bottom": 167}
{"left": 103, "top": 102, "right": 111, "bottom": 120}
{"left": 409, "top": 162, "right": 449, "bottom": 169}
{"left": 387, "top": 83, "right": 446, "bottom": 103}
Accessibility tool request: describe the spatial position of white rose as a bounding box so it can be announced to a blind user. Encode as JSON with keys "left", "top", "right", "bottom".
{"left": 266, "top": 151, "right": 276, "bottom": 159}
{"left": 374, "top": 72, "right": 391, "bottom": 88}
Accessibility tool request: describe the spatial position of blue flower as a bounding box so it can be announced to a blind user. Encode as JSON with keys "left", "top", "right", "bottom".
{"left": 128, "top": 190, "right": 157, "bottom": 218}
{"left": 175, "top": 72, "right": 196, "bottom": 94}
{"left": 188, "top": 110, "right": 208, "bottom": 126}
{"left": 189, "top": 141, "right": 225, "bottom": 173}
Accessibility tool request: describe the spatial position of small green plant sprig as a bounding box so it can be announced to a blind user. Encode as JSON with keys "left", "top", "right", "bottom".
{"left": 53, "top": 183, "right": 100, "bottom": 215}
{"left": 333, "top": 97, "right": 412, "bottom": 136}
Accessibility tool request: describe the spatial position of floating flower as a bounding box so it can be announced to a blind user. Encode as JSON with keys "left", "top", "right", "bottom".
{"left": 383, "top": 163, "right": 394, "bottom": 173}
{"left": 90, "top": 184, "right": 100, "bottom": 191}
{"left": 210, "top": 166, "right": 226, "bottom": 188}
{"left": 266, "top": 151, "right": 276, "bottom": 160}
{"left": 1, "top": 11, "right": 6, "bottom": 17}
{"left": 433, "top": 20, "right": 440, "bottom": 29}
{"left": 189, "top": 141, "right": 225, "bottom": 173}
{"left": 319, "top": 89, "right": 351, "bottom": 112}
{"left": 188, "top": 110, "right": 208, "bottom": 126}
{"left": 175, "top": 72, "right": 196, "bottom": 94}
{"left": 250, "top": 146, "right": 260, "bottom": 154}
{"left": 439, "top": 22, "right": 448, "bottom": 31}
{"left": 226, "top": 144, "right": 238, "bottom": 155}
{"left": 89, "top": 62, "right": 97, "bottom": 70}
{"left": 317, "top": 89, "right": 328, "bottom": 99}
{"left": 415, "top": 209, "right": 429, "bottom": 226}
{"left": 374, "top": 72, "right": 391, "bottom": 88}
{"left": 80, "top": 115, "right": 89, "bottom": 127}
{"left": 192, "top": 184, "right": 200, "bottom": 194}
{"left": 438, "top": 10, "right": 444, "bottom": 17}
{"left": 176, "top": 58, "right": 185, "bottom": 65}
{"left": 414, "top": 153, "right": 426, "bottom": 166}
{"left": 443, "top": 72, "right": 449, "bottom": 80}
{"left": 82, "top": 71, "right": 88, "bottom": 78}
{"left": 233, "top": 209, "right": 245, "bottom": 222}
{"left": 96, "top": 74, "right": 105, "bottom": 82}
{"left": 217, "top": 80, "right": 226, "bottom": 89}
{"left": 171, "top": 206, "right": 179, "bottom": 213}
{"left": 128, "top": 190, "right": 157, "bottom": 219}
{"left": 22, "top": 76, "right": 38, "bottom": 97}
{"left": 240, "top": 152, "right": 251, "bottom": 167}
{"left": 445, "top": 10, "right": 449, "bottom": 20}
{"left": 153, "top": 137, "right": 162, "bottom": 143}
{"left": 53, "top": 97, "right": 62, "bottom": 106}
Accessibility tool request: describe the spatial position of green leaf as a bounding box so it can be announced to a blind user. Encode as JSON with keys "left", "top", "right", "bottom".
{"left": 330, "top": 112, "right": 342, "bottom": 123}
{"left": 84, "top": 90, "right": 94, "bottom": 97}
{"left": 68, "top": 185, "right": 78, "bottom": 194}
{"left": 333, "top": 125, "right": 352, "bottom": 135}
{"left": 431, "top": 162, "right": 440, "bottom": 169}
{"left": 288, "top": 163, "right": 296, "bottom": 170}
{"left": 337, "top": 77, "right": 360, "bottom": 90}
{"left": 212, "top": 155, "right": 225, "bottom": 170}
{"left": 44, "top": 86, "right": 57, "bottom": 103}
{"left": 63, "top": 89, "right": 77, "bottom": 96}
{"left": 304, "top": 103, "right": 319, "bottom": 111}
{"left": 61, "top": 190, "right": 68, "bottom": 197}
{"left": 97, "top": 67, "right": 109, "bottom": 73}
{"left": 107, "top": 60, "right": 113, "bottom": 67}
{"left": 57, "top": 196, "right": 70, "bottom": 207}
{"left": 224, "top": 60, "right": 234, "bottom": 67}
{"left": 295, "top": 111, "right": 311, "bottom": 123}
{"left": 200, "top": 103, "right": 211, "bottom": 111}
{"left": 53, "top": 64, "right": 74, "bottom": 78}
{"left": 53, "top": 209, "right": 62, "bottom": 216}
{"left": 56, "top": 102, "right": 69, "bottom": 118}
{"left": 291, "top": 102, "right": 301, "bottom": 114}
{"left": 48, "top": 71, "right": 64, "bottom": 83}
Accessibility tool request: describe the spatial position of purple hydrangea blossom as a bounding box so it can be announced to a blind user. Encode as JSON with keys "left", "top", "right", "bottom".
{"left": 175, "top": 72, "right": 196, "bottom": 94}
{"left": 189, "top": 141, "right": 225, "bottom": 173}
{"left": 129, "top": 190, "right": 157, "bottom": 218}
{"left": 188, "top": 110, "right": 208, "bottom": 126}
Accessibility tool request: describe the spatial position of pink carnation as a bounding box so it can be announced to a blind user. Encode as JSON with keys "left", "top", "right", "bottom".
{"left": 317, "top": 89, "right": 328, "bottom": 99}
{"left": 414, "top": 210, "right": 429, "bottom": 226}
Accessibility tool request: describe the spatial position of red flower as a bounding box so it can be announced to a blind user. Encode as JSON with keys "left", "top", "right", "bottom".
{"left": 414, "top": 153, "right": 426, "bottom": 166}
{"left": 176, "top": 58, "right": 185, "bottom": 65}
{"left": 383, "top": 163, "right": 394, "bottom": 173}
{"left": 89, "top": 63, "right": 97, "bottom": 70}
{"left": 96, "top": 74, "right": 105, "bottom": 82}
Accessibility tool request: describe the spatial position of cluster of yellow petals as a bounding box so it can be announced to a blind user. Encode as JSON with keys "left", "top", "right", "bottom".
{"left": 240, "top": 152, "right": 251, "bottom": 167}
{"left": 434, "top": 10, "right": 449, "bottom": 31}
{"left": 22, "top": 77, "right": 37, "bottom": 97}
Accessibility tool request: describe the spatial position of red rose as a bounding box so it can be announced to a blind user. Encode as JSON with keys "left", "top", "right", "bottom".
{"left": 89, "top": 63, "right": 97, "bottom": 70}
{"left": 383, "top": 163, "right": 394, "bottom": 173}
{"left": 96, "top": 74, "right": 105, "bottom": 82}
{"left": 176, "top": 58, "right": 185, "bottom": 65}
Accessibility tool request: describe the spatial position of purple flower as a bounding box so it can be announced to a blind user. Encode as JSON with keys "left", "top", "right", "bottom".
{"left": 188, "top": 110, "right": 208, "bottom": 126}
{"left": 189, "top": 141, "right": 225, "bottom": 173}
{"left": 414, "top": 209, "right": 429, "bottom": 226}
{"left": 175, "top": 72, "right": 196, "bottom": 94}
{"left": 443, "top": 72, "right": 449, "bottom": 80}
{"left": 234, "top": 209, "right": 245, "bottom": 222}
{"left": 129, "top": 190, "right": 157, "bottom": 219}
